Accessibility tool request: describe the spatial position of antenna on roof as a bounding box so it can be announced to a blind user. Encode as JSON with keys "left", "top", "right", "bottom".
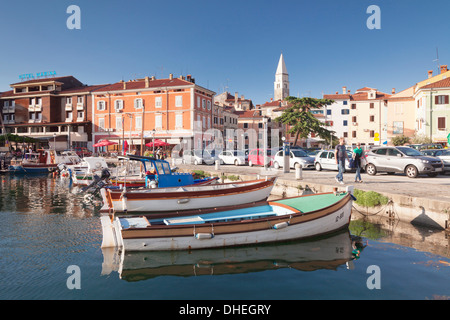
{"left": 433, "top": 47, "right": 441, "bottom": 73}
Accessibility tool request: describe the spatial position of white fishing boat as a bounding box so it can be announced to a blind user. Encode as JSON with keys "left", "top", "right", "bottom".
{"left": 100, "top": 186, "right": 355, "bottom": 251}
{"left": 9, "top": 149, "right": 80, "bottom": 174}
{"left": 100, "top": 177, "right": 276, "bottom": 213}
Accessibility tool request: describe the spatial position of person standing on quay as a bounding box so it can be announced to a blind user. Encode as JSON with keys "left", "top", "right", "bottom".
{"left": 335, "top": 137, "right": 348, "bottom": 185}
{"left": 353, "top": 143, "right": 364, "bottom": 183}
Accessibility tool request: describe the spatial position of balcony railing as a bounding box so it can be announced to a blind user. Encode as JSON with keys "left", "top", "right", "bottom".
{"left": 2, "top": 106, "right": 15, "bottom": 113}
{"left": 65, "top": 104, "right": 73, "bottom": 111}
{"left": 76, "top": 103, "right": 84, "bottom": 110}
{"left": 65, "top": 117, "right": 73, "bottom": 122}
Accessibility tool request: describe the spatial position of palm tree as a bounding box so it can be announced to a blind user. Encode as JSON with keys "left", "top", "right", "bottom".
{"left": 275, "top": 96, "right": 336, "bottom": 146}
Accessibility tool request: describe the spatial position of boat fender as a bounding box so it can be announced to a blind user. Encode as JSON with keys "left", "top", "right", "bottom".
{"left": 273, "top": 222, "right": 289, "bottom": 230}
{"left": 122, "top": 195, "right": 128, "bottom": 212}
{"left": 350, "top": 194, "right": 357, "bottom": 201}
{"left": 195, "top": 233, "right": 214, "bottom": 240}
{"left": 178, "top": 198, "right": 190, "bottom": 204}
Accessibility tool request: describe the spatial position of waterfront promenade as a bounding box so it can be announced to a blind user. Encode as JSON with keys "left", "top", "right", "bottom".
{"left": 174, "top": 161, "right": 450, "bottom": 230}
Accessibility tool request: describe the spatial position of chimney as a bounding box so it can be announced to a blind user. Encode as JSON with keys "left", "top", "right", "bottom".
{"left": 392, "top": 88, "right": 396, "bottom": 94}
{"left": 342, "top": 86, "right": 347, "bottom": 94}
{"left": 151, "top": 76, "right": 156, "bottom": 80}
{"left": 145, "top": 76, "right": 149, "bottom": 88}
{"left": 241, "top": 95, "right": 245, "bottom": 100}
{"left": 123, "top": 81, "right": 127, "bottom": 90}
{"left": 428, "top": 70, "right": 433, "bottom": 78}
{"left": 169, "top": 74, "right": 173, "bottom": 80}
{"left": 440, "top": 65, "right": 448, "bottom": 74}
{"left": 235, "top": 92, "right": 238, "bottom": 104}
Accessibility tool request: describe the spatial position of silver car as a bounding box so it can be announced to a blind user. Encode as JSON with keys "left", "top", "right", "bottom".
{"left": 365, "top": 146, "right": 443, "bottom": 178}
{"left": 314, "top": 149, "right": 353, "bottom": 171}
{"left": 273, "top": 149, "right": 315, "bottom": 169}
{"left": 435, "top": 149, "right": 450, "bottom": 174}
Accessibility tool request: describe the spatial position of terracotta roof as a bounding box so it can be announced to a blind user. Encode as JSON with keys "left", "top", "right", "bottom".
{"left": 59, "top": 84, "right": 110, "bottom": 94}
{"left": 420, "top": 77, "right": 450, "bottom": 89}
{"left": 350, "top": 92, "right": 391, "bottom": 101}
{"left": 323, "top": 94, "right": 351, "bottom": 100}
{"left": 10, "top": 76, "right": 75, "bottom": 86}
{"left": 234, "top": 110, "right": 263, "bottom": 118}
{"left": 92, "top": 78, "right": 198, "bottom": 92}
{"left": 259, "top": 100, "right": 282, "bottom": 107}
{"left": 355, "top": 87, "right": 377, "bottom": 92}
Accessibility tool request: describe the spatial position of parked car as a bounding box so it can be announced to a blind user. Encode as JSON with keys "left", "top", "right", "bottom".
{"left": 407, "top": 144, "right": 443, "bottom": 151}
{"left": 218, "top": 150, "right": 246, "bottom": 166}
{"left": 314, "top": 149, "right": 354, "bottom": 171}
{"left": 420, "top": 149, "right": 446, "bottom": 157}
{"left": 435, "top": 149, "right": 450, "bottom": 174}
{"left": 273, "top": 149, "right": 315, "bottom": 169}
{"left": 365, "top": 146, "right": 443, "bottom": 178}
{"left": 182, "top": 150, "right": 213, "bottom": 165}
{"left": 248, "top": 148, "right": 276, "bottom": 167}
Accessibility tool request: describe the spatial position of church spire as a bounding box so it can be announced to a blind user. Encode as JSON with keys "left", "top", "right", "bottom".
{"left": 274, "top": 53, "right": 289, "bottom": 101}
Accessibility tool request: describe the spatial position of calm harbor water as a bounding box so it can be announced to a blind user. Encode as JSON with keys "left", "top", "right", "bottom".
{"left": 0, "top": 174, "right": 449, "bottom": 300}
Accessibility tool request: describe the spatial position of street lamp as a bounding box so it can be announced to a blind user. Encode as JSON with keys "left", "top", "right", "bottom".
{"left": 53, "top": 133, "right": 56, "bottom": 151}
{"left": 263, "top": 116, "right": 268, "bottom": 170}
{"left": 152, "top": 129, "right": 156, "bottom": 156}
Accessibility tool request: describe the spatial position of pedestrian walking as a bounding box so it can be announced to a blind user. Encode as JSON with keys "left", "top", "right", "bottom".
{"left": 353, "top": 143, "right": 364, "bottom": 183}
{"left": 335, "top": 137, "right": 348, "bottom": 185}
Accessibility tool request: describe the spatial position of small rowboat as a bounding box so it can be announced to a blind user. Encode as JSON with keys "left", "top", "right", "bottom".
{"left": 100, "top": 186, "right": 355, "bottom": 251}
{"left": 100, "top": 177, "right": 276, "bottom": 213}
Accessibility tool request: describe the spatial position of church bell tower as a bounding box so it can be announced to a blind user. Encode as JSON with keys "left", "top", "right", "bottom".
{"left": 274, "top": 53, "right": 289, "bottom": 101}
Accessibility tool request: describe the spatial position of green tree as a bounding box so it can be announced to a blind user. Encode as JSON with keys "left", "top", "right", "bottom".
{"left": 274, "top": 96, "right": 336, "bottom": 146}
{"left": 391, "top": 135, "right": 410, "bottom": 146}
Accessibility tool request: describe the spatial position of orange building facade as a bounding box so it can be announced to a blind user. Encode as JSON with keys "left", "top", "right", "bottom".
{"left": 92, "top": 75, "right": 216, "bottom": 153}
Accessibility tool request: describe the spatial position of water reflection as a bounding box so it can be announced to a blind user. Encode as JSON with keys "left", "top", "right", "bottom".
{"left": 101, "top": 229, "right": 363, "bottom": 281}
{"left": 0, "top": 174, "right": 97, "bottom": 217}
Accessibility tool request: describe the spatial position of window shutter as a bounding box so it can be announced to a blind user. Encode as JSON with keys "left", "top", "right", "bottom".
{"left": 446, "top": 95, "right": 449, "bottom": 104}
{"left": 435, "top": 96, "right": 439, "bottom": 104}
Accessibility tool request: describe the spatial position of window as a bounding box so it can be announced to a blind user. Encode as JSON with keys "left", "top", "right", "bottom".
{"left": 98, "top": 118, "right": 105, "bottom": 131}
{"left": 343, "top": 120, "right": 348, "bottom": 126}
{"left": 114, "top": 100, "right": 123, "bottom": 110}
{"left": 175, "top": 113, "right": 183, "bottom": 128}
{"left": 116, "top": 117, "right": 122, "bottom": 130}
{"left": 343, "top": 101, "right": 348, "bottom": 105}
{"left": 202, "top": 99, "right": 206, "bottom": 109}
{"left": 351, "top": 104, "right": 356, "bottom": 109}
{"left": 343, "top": 132, "right": 348, "bottom": 138}
{"left": 207, "top": 100, "right": 211, "bottom": 110}
{"left": 155, "top": 114, "right": 162, "bottom": 129}
{"left": 320, "top": 152, "right": 328, "bottom": 159}
{"left": 134, "top": 98, "right": 143, "bottom": 109}
{"left": 370, "top": 103, "right": 374, "bottom": 109}
{"left": 352, "top": 116, "right": 357, "bottom": 123}
{"left": 36, "top": 97, "right": 42, "bottom": 105}
{"left": 374, "top": 148, "right": 387, "bottom": 155}
{"left": 370, "top": 115, "right": 375, "bottom": 122}
{"left": 435, "top": 95, "right": 449, "bottom": 105}
{"left": 77, "top": 111, "right": 84, "bottom": 119}
{"left": 155, "top": 97, "right": 162, "bottom": 108}
{"left": 341, "top": 109, "right": 349, "bottom": 115}
{"left": 77, "top": 96, "right": 83, "bottom": 104}
{"left": 66, "top": 97, "right": 72, "bottom": 105}
{"left": 438, "top": 117, "right": 446, "bottom": 131}
{"left": 370, "top": 130, "right": 375, "bottom": 138}
{"left": 135, "top": 116, "right": 142, "bottom": 129}
{"left": 352, "top": 131, "right": 356, "bottom": 138}
{"left": 327, "top": 109, "right": 332, "bottom": 115}
{"left": 197, "top": 97, "right": 200, "bottom": 108}
{"left": 175, "top": 96, "right": 183, "bottom": 107}
{"left": 97, "top": 101, "right": 106, "bottom": 111}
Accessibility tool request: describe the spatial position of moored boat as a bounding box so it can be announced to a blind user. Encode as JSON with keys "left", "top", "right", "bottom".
{"left": 100, "top": 177, "right": 276, "bottom": 213}
{"left": 8, "top": 149, "right": 80, "bottom": 173}
{"left": 100, "top": 186, "right": 355, "bottom": 251}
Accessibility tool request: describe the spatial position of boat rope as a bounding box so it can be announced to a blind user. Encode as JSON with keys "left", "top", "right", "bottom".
{"left": 351, "top": 199, "right": 397, "bottom": 218}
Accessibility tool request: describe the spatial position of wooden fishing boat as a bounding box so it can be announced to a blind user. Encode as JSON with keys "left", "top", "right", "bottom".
{"left": 100, "top": 186, "right": 355, "bottom": 251}
{"left": 9, "top": 149, "right": 80, "bottom": 174}
{"left": 72, "top": 154, "right": 218, "bottom": 188}
{"left": 100, "top": 177, "right": 276, "bottom": 213}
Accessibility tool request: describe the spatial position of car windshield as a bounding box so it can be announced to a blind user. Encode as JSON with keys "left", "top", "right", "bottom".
{"left": 292, "top": 150, "right": 308, "bottom": 157}
{"left": 397, "top": 147, "right": 422, "bottom": 156}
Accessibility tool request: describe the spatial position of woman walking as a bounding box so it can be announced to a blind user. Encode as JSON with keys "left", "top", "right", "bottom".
{"left": 353, "top": 143, "right": 363, "bottom": 183}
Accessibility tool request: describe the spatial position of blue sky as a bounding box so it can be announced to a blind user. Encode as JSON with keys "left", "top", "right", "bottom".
{"left": 1, "top": 0, "right": 449, "bottom": 104}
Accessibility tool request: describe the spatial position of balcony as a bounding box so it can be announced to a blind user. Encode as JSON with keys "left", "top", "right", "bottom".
{"left": 29, "top": 104, "right": 36, "bottom": 111}
{"left": 29, "top": 104, "right": 42, "bottom": 112}
{"left": 76, "top": 103, "right": 84, "bottom": 111}
{"left": 65, "top": 116, "right": 73, "bottom": 123}
{"left": 65, "top": 104, "right": 73, "bottom": 111}
{"left": 4, "top": 120, "right": 15, "bottom": 124}
{"left": 77, "top": 117, "right": 84, "bottom": 122}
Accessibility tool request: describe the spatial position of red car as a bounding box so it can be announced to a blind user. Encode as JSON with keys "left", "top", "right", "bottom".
{"left": 248, "top": 148, "right": 276, "bottom": 167}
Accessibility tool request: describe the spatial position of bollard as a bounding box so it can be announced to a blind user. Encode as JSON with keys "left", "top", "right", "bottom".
{"left": 215, "top": 160, "right": 220, "bottom": 170}
{"left": 295, "top": 166, "right": 302, "bottom": 180}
